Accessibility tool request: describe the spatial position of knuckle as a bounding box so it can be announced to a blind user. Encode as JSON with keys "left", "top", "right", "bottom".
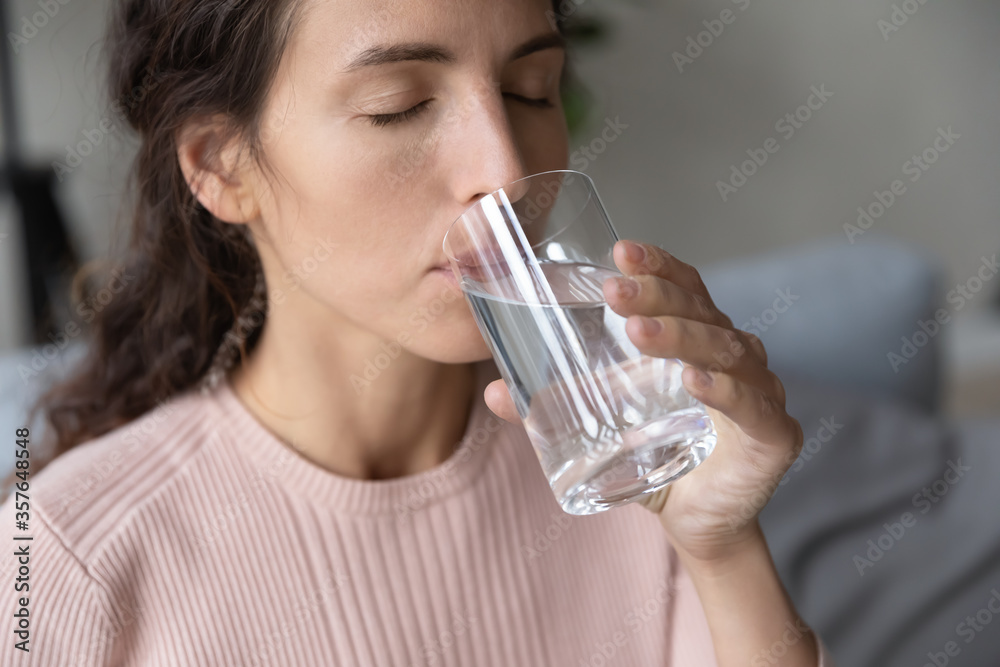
{"left": 758, "top": 390, "right": 777, "bottom": 420}
{"left": 722, "top": 328, "right": 747, "bottom": 359}
{"left": 691, "top": 292, "right": 712, "bottom": 320}
{"left": 649, "top": 246, "right": 671, "bottom": 271}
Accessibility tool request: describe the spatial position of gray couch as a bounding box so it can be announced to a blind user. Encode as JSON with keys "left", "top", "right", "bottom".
{"left": 2, "top": 232, "right": 998, "bottom": 666}
{"left": 700, "top": 232, "right": 1000, "bottom": 667}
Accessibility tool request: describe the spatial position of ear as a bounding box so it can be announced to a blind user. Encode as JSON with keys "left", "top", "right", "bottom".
{"left": 176, "top": 115, "right": 261, "bottom": 224}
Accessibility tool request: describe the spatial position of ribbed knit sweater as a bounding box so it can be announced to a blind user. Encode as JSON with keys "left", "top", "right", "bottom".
{"left": 0, "top": 359, "right": 834, "bottom": 666}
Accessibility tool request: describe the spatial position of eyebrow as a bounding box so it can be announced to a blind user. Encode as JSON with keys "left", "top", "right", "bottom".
{"left": 342, "top": 31, "right": 567, "bottom": 72}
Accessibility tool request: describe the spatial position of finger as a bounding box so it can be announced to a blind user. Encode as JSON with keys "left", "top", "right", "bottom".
{"left": 602, "top": 273, "right": 733, "bottom": 329}
{"left": 681, "top": 367, "right": 802, "bottom": 456}
{"left": 740, "top": 330, "right": 769, "bottom": 368}
{"left": 625, "top": 315, "right": 778, "bottom": 399}
{"left": 484, "top": 379, "right": 521, "bottom": 425}
{"left": 613, "top": 240, "right": 713, "bottom": 303}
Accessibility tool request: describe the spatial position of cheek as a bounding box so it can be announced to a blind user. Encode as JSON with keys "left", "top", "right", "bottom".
{"left": 256, "top": 135, "right": 411, "bottom": 299}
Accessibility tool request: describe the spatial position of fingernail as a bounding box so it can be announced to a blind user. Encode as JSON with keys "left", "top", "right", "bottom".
{"left": 614, "top": 276, "right": 639, "bottom": 299}
{"left": 639, "top": 316, "right": 662, "bottom": 336}
{"left": 689, "top": 368, "right": 713, "bottom": 389}
{"left": 623, "top": 241, "right": 646, "bottom": 264}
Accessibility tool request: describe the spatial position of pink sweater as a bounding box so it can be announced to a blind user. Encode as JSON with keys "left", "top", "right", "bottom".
{"left": 1, "top": 359, "right": 834, "bottom": 666}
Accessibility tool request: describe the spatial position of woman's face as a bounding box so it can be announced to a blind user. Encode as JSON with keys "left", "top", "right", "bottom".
{"left": 244, "top": 0, "right": 569, "bottom": 363}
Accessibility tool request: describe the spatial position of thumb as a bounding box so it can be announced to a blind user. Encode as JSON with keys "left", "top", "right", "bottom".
{"left": 484, "top": 379, "right": 522, "bottom": 425}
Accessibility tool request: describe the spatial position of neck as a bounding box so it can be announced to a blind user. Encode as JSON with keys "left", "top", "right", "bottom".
{"left": 228, "top": 310, "right": 478, "bottom": 481}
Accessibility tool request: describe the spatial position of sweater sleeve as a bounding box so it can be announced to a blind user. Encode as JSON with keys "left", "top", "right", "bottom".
{"left": 0, "top": 504, "right": 120, "bottom": 667}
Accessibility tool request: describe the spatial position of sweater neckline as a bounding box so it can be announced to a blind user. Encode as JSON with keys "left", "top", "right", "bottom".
{"left": 207, "top": 359, "right": 503, "bottom": 517}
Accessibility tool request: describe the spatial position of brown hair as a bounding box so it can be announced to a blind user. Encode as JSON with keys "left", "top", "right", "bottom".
{"left": 7, "top": 0, "right": 576, "bottom": 494}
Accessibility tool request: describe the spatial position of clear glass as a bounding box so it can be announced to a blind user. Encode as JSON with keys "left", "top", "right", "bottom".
{"left": 443, "top": 170, "right": 717, "bottom": 515}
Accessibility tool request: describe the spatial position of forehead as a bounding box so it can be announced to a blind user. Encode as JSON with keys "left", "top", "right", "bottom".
{"left": 288, "top": 0, "right": 557, "bottom": 76}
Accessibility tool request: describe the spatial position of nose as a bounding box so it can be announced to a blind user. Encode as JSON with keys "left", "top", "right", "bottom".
{"left": 450, "top": 89, "right": 532, "bottom": 210}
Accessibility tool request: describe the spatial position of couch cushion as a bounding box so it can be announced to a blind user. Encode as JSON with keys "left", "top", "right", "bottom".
{"left": 699, "top": 231, "right": 946, "bottom": 413}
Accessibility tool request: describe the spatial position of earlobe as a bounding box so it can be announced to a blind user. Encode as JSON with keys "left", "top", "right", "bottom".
{"left": 175, "top": 119, "right": 259, "bottom": 224}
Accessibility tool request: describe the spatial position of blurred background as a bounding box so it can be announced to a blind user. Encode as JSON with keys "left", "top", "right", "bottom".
{"left": 0, "top": 1, "right": 998, "bottom": 665}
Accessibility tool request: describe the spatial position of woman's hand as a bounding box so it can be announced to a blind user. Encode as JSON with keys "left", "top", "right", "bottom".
{"left": 483, "top": 239, "right": 804, "bottom": 565}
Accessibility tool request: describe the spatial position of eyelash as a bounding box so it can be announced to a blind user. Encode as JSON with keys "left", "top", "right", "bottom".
{"left": 368, "top": 93, "right": 555, "bottom": 128}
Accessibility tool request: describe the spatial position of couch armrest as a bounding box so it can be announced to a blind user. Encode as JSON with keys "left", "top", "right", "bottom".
{"left": 699, "top": 231, "right": 946, "bottom": 413}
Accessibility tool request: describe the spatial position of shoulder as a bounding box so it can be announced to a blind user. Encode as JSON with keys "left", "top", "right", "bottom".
{"left": 8, "top": 385, "right": 228, "bottom": 566}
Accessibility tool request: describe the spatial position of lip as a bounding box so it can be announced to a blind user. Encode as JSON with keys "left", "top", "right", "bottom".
{"left": 431, "top": 265, "right": 460, "bottom": 287}
{"left": 436, "top": 249, "right": 518, "bottom": 280}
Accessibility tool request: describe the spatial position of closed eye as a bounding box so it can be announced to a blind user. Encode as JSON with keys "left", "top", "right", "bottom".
{"left": 368, "top": 93, "right": 555, "bottom": 128}
{"left": 368, "top": 99, "right": 433, "bottom": 128}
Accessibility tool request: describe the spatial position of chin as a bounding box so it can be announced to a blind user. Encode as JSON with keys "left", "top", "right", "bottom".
{"left": 440, "top": 337, "right": 494, "bottom": 365}
{"left": 416, "top": 322, "right": 494, "bottom": 365}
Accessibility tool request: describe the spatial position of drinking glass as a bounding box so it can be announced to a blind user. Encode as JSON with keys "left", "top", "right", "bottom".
{"left": 443, "top": 170, "right": 717, "bottom": 515}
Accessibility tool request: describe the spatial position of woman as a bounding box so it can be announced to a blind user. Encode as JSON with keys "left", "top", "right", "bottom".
{"left": 1, "top": 0, "right": 836, "bottom": 665}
